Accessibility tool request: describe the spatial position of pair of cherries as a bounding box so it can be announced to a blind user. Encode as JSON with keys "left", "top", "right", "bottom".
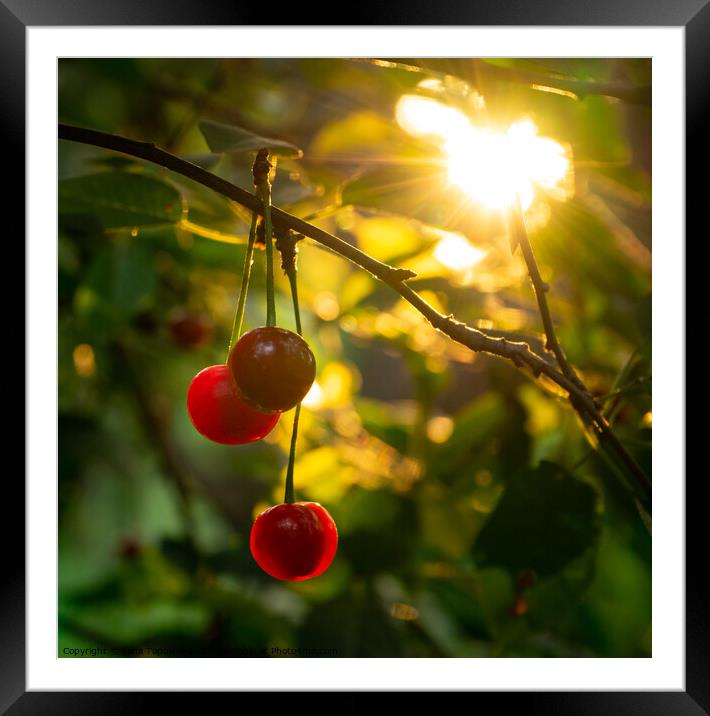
{"left": 187, "top": 325, "right": 315, "bottom": 444}
{"left": 187, "top": 325, "right": 337, "bottom": 581}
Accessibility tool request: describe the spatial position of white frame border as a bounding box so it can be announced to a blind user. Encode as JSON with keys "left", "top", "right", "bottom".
{"left": 28, "top": 26, "right": 684, "bottom": 691}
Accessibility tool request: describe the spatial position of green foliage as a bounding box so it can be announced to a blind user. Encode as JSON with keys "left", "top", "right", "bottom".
{"left": 57, "top": 57, "right": 652, "bottom": 658}
{"left": 199, "top": 119, "right": 303, "bottom": 158}
{"left": 474, "top": 461, "right": 601, "bottom": 577}
{"left": 59, "top": 172, "right": 184, "bottom": 228}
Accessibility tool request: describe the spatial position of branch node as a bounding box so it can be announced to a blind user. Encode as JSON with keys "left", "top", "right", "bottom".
{"left": 275, "top": 226, "right": 298, "bottom": 275}
{"left": 387, "top": 267, "right": 417, "bottom": 283}
{"left": 255, "top": 218, "right": 266, "bottom": 247}
{"left": 252, "top": 147, "right": 272, "bottom": 188}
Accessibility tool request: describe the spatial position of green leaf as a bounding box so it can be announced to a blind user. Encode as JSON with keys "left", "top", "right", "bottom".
{"left": 181, "top": 152, "right": 223, "bottom": 169}
{"left": 198, "top": 119, "right": 303, "bottom": 158}
{"left": 298, "top": 589, "right": 403, "bottom": 657}
{"left": 341, "top": 165, "right": 447, "bottom": 219}
{"left": 430, "top": 394, "right": 507, "bottom": 479}
{"left": 59, "top": 599, "right": 210, "bottom": 646}
{"left": 82, "top": 243, "right": 156, "bottom": 318}
{"left": 474, "top": 461, "right": 601, "bottom": 577}
{"left": 339, "top": 488, "right": 419, "bottom": 575}
{"left": 341, "top": 166, "right": 502, "bottom": 240}
{"left": 59, "top": 172, "right": 184, "bottom": 228}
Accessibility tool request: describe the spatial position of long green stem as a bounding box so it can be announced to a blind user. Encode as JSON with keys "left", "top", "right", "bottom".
{"left": 227, "top": 211, "right": 258, "bottom": 354}
{"left": 260, "top": 184, "right": 276, "bottom": 328}
{"left": 284, "top": 251, "right": 303, "bottom": 505}
{"left": 284, "top": 404, "right": 300, "bottom": 505}
{"left": 287, "top": 270, "right": 302, "bottom": 335}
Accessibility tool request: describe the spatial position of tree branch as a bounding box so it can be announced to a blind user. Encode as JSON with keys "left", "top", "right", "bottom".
{"left": 58, "top": 122, "right": 650, "bottom": 512}
{"left": 509, "top": 198, "right": 583, "bottom": 389}
{"left": 509, "top": 198, "right": 651, "bottom": 508}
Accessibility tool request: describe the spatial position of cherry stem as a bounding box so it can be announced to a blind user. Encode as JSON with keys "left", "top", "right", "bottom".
{"left": 283, "top": 246, "right": 302, "bottom": 505}
{"left": 227, "top": 211, "right": 257, "bottom": 355}
{"left": 284, "top": 404, "right": 300, "bottom": 505}
{"left": 287, "top": 270, "right": 302, "bottom": 335}
{"left": 260, "top": 183, "right": 276, "bottom": 328}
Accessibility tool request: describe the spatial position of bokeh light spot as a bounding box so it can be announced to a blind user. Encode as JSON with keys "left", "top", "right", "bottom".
{"left": 73, "top": 343, "right": 96, "bottom": 377}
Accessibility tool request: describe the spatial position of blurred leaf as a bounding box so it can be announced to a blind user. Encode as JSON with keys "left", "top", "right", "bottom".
{"left": 342, "top": 166, "right": 446, "bottom": 224}
{"left": 161, "top": 537, "right": 200, "bottom": 575}
{"left": 426, "top": 579, "right": 490, "bottom": 640}
{"left": 199, "top": 119, "right": 303, "bottom": 158}
{"left": 59, "top": 172, "right": 184, "bottom": 228}
{"left": 431, "top": 394, "right": 506, "bottom": 479}
{"left": 181, "top": 152, "right": 223, "bottom": 169}
{"left": 562, "top": 529, "right": 651, "bottom": 656}
{"left": 339, "top": 488, "right": 419, "bottom": 575}
{"left": 59, "top": 599, "right": 210, "bottom": 646}
{"left": 81, "top": 243, "right": 156, "bottom": 318}
{"left": 89, "top": 155, "right": 143, "bottom": 171}
{"left": 310, "top": 110, "right": 407, "bottom": 157}
{"left": 525, "top": 549, "right": 597, "bottom": 628}
{"left": 474, "top": 461, "right": 601, "bottom": 577}
{"left": 419, "top": 488, "right": 477, "bottom": 558}
{"left": 298, "top": 587, "right": 403, "bottom": 657}
{"left": 355, "top": 216, "right": 424, "bottom": 262}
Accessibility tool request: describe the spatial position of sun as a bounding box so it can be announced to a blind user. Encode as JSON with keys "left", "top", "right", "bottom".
{"left": 396, "top": 95, "right": 571, "bottom": 211}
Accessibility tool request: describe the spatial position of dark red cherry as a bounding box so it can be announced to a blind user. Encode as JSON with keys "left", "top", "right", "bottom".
{"left": 227, "top": 327, "right": 316, "bottom": 413}
{"left": 187, "top": 365, "right": 279, "bottom": 444}
{"left": 118, "top": 536, "right": 142, "bottom": 561}
{"left": 250, "top": 501, "right": 338, "bottom": 581}
{"left": 167, "top": 308, "right": 214, "bottom": 349}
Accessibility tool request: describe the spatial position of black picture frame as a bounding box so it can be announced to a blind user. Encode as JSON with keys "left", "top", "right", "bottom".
{"left": 5, "top": 1, "right": 698, "bottom": 711}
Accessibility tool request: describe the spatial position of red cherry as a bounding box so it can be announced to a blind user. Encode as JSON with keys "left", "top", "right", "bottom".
{"left": 118, "top": 536, "right": 142, "bottom": 560}
{"left": 167, "top": 308, "right": 213, "bottom": 349}
{"left": 250, "top": 502, "right": 338, "bottom": 581}
{"left": 187, "top": 365, "right": 279, "bottom": 445}
{"left": 227, "top": 326, "right": 316, "bottom": 413}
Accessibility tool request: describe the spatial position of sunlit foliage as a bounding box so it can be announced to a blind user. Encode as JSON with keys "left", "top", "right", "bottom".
{"left": 58, "top": 58, "right": 651, "bottom": 658}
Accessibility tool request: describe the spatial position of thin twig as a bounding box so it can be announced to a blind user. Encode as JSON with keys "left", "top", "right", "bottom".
{"left": 509, "top": 197, "right": 650, "bottom": 506}
{"left": 509, "top": 197, "right": 581, "bottom": 387}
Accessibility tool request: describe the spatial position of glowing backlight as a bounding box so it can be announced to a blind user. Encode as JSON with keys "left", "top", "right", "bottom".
{"left": 396, "top": 95, "right": 571, "bottom": 210}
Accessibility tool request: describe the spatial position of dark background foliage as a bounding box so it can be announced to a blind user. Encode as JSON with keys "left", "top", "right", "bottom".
{"left": 58, "top": 58, "right": 651, "bottom": 658}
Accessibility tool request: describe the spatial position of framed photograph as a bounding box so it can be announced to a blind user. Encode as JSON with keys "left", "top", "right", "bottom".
{"left": 5, "top": 0, "right": 699, "bottom": 709}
